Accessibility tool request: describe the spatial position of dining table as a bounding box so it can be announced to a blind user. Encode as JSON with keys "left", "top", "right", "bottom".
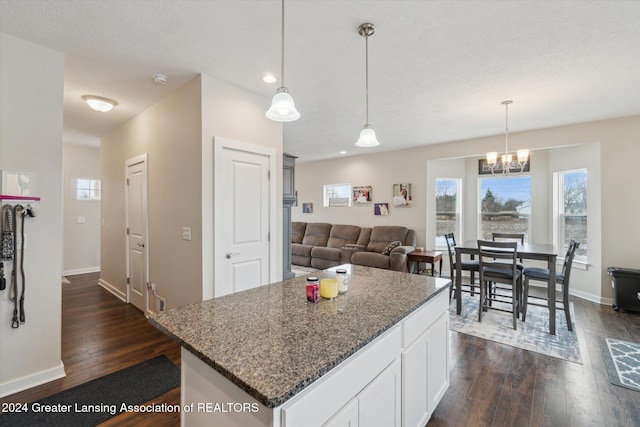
{"left": 455, "top": 240, "right": 559, "bottom": 335}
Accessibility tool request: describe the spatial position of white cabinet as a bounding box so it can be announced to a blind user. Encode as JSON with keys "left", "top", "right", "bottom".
{"left": 325, "top": 359, "right": 401, "bottom": 427}
{"left": 401, "top": 291, "right": 450, "bottom": 427}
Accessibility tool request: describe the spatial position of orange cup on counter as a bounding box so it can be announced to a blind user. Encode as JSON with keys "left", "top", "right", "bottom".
{"left": 320, "top": 278, "right": 338, "bottom": 299}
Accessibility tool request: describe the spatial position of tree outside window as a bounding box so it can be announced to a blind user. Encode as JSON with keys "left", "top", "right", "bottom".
{"left": 558, "top": 169, "right": 587, "bottom": 258}
{"left": 435, "top": 178, "right": 460, "bottom": 248}
{"left": 479, "top": 176, "right": 531, "bottom": 242}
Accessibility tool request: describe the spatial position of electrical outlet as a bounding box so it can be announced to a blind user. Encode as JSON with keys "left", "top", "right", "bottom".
{"left": 182, "top": 227, "right": 192, "bottom": 241}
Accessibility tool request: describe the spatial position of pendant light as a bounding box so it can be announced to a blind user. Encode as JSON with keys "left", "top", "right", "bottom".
{"left": 355, "top": 23, "right": 380, "bottom": 147}
{"left": 266, "top": 0, "right": 300, "bottom": 122}
{"left": 486, "top": 100, "right": 529, "bottom": 175}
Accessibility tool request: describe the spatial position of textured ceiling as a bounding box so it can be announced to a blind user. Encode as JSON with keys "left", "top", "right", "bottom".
{"left": 1, "top": 0, "right": 639, "bottom": 162}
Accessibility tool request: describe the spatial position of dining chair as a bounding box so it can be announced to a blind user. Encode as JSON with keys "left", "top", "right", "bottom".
{"left": 522, "top": 240, "right": 580, "bottom": 331}
{"left": 477, "top": 240, "right": 523, "bottom": 330}
{"left": 444, "top": 233, "right": 479, "bottom": 300}
{"left": 491, "top": 232, "right": 525, "bottom": 304}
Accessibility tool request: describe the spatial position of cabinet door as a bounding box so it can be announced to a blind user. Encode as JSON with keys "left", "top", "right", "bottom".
{"left": 358, "top": 359, "right": 401, "bottom": 427}
{"left": 323, "top": 398, "right": 359, "bottom": 427}
{"left": 427, "top": 313, "right": 449, "bottom": 411}
{"left": 402, "top": 329, "right": 429, "bottom": 427}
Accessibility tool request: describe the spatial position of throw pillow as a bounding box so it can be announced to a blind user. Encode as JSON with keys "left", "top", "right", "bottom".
{"left": 381, "top": 240, "right": 402, "bottom": 255}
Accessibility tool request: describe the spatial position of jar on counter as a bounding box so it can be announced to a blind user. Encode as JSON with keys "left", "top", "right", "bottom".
{"left": 306, "top": 276, "right": 320, "bottom": 303}
{"left": 336, "top": 268, "right": 349, "bottom": 294}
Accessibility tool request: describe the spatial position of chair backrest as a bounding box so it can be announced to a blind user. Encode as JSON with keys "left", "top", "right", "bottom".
{"left": 477, "top": 240, "right": 518, "bottom": 283}
{"left": 561, "top": 240, "right": 580, "bottom": 284}
{"left": 492, "top": 232, "right": 524, "bottom": 244}
{"left": 444, "top": 233, "right": 457, "bottom": 277}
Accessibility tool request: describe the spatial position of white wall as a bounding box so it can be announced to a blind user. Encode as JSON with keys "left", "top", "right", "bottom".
{"left": 101, "top": 74, "right": 282, "bottom": 309}
{"left": 0, "top": 33, "right": 65, "bottom": 397}
{"left": 292, "top": 116, "right": 640, "bottom": 304}
{"left": 201, "top": 74, "right": 283, "bottom": 299}
{"left": 63, "top": 144, "right": 100, "bottom": 275}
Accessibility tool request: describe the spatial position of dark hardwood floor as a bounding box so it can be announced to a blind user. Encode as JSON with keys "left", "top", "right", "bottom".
{"left": 2, "top": 273, "right": 639, "bottom": 426}
{"left": 0, "top": 272, "right": 181, "bottom": 426}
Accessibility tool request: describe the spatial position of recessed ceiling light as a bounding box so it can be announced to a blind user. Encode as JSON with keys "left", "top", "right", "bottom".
{"left": 262, "top": 73, "right": 277, "bottom": 83}
{"left": 82, "top": 95, "right": 117, "bottom": 112}
{"left": 340, "top": 151, "right": 347, "bottom": 154}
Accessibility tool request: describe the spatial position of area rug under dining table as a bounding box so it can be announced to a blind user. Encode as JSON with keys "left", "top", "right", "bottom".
{"left": 449, "top": 293, "right": 583, "bottom": 364}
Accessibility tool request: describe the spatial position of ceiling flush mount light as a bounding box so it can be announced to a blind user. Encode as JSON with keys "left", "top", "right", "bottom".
{"left": 153, "top": 74, "right": 169, "bottom": 85}
{"left": 355, "top": 23, "right": 379, "bottom": 148}
{"left": 266, "top": 0, "right": 300, "bottom": 122}
{"left": 82, "top": 95, "right": 117, "bottom": 112}
{"left": 486, "top": 100, "right": 529, "bottom": 175}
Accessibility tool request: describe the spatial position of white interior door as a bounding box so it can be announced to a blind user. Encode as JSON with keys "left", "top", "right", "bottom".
{"left": 215, "top": 145, "right": 271, "bottom": 297}
{"left": 126, "top": 154, "right": 148, "bottom": 312}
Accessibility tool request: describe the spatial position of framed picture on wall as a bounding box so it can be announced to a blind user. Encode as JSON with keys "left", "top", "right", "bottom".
{"left": 352, "top": 186, "right": 372, "bottom": 204}
{"left": 302, "top": 203, "right": 313, "bottom": 213}
{"left": 392, "top": 183, "right": 411, "bottom": 206}
{"left": 374, "top": 203, "right": 389, "bottom": 216}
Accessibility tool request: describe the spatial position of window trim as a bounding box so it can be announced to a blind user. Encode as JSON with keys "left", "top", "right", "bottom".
{"left": 434, "top": 178, "right": 461, "bottom": 250}
{"left": 553, "top": 168, "right": 588, "bottom": 265}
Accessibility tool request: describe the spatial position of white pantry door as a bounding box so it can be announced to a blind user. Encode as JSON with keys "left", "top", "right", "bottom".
{"left": 215, "top": 144, "right": 271, "bottom": 296}
{"left": 126, "top": 154, "right": 148, "bottom": 312}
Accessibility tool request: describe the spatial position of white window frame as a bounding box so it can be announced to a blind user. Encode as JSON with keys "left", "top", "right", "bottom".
{"left": 434, "top": 178, "right": 461, "bottom": 249}
{"left": 76, "top": 178, "right": 101, "bottom": 201}
{"left": 553, "top": 168, "right": 588, "bottom": 268}
{"left": 323, "top": 183, "right": 352, "bottom": 207}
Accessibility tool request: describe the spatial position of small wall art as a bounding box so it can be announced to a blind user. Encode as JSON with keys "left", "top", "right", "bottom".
{"left": 352, "top": 186, "right": 372, "bottom": 204}
{"left": 302, "top": 203, "right": 313, "bottom": 213}
{"left": 392, "top": 183, "right": 411, "bottom": 206}
{"left": 374, "top": 203, "right": 389, "bottom": 216}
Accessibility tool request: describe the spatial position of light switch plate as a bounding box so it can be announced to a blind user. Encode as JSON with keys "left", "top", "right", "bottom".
{"left": 182, "top": 227, "right": 192, "bottom": 241}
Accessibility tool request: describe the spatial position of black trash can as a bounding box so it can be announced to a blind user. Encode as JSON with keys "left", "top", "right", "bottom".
{"left": 607, "top": 267, "right": 640, "bottom": 312}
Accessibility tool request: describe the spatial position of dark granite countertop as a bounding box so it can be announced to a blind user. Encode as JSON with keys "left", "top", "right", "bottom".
{"left": 149, "top": 264, "right": 450, "bottom": 408}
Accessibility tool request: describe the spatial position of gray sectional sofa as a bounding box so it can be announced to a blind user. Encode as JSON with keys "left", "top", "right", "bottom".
{"left": 291, "top": 222, "right": 416, "bottom": 272}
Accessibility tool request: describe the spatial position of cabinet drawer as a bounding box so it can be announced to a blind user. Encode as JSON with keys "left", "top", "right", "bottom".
{"left": 402, "top": 290, "right": 448, "bottom": 348}
{"left": 282, "top": 325, "right": 401, "bottom": 427}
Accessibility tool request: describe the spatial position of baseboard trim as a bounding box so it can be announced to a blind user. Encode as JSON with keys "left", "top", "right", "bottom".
{"left": 63, "top": 266, "right": 101, "bottom": 276}
{"left": 98, "top": 278, "right": 127, "bottom": 302}
{"left": 0, "top": 361, "right": 66, "bottom": 398}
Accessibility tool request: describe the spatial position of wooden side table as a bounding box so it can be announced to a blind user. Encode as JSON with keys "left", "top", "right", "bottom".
{"left": 407, "top": 250, "right": 443, "bottom": 277}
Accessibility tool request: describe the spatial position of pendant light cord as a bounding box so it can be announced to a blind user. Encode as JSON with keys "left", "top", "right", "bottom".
{"left": 280, "top": 0, "right": 285, "bottom": 87}
{"left": 365, "top": 33, "right": 369, "bottom": 125}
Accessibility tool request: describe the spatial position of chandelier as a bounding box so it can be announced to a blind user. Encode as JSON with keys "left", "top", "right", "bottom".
{"left": 486, "top": 100, "right": 529, "bottom": 175}
{"left": 355, "top": 23, "right": 380, "bottom": 147}
{"left": 266, "top": 0, "right": 300, "bottom": 122}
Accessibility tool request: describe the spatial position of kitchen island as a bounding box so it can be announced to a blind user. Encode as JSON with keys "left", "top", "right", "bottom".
{"left": 150, "top": 264, "right": 450, "bottom": 426}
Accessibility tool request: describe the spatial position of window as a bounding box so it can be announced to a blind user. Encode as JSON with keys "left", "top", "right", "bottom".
{"left": 323, "top": 183, "right": 351, "bottom": 207}
{"left": 555, "top": 169, "right": 587, "bottom": 260}
{"left": 76, "top": 178, "right": 101, "bottom": 201}
{"left": 435, "top": 178, "right": 461, "bottom": 248}
{"left": 479, "top": 176, "right": 531, "bottom": 242}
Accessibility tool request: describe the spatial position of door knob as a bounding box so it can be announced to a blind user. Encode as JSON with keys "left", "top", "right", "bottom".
{"left": 225, "top": 252, "right": 239, "bottom": 259}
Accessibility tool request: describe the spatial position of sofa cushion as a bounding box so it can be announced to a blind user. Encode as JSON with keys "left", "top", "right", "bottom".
{"left": 327, "top": 224, "right": 362, "bottom": 249}
{"left": 292, "top": 222, "right": 307, "bottom": 244}
{"left": 366, "top": 226, "right": 409, "bottom": 253}
{"left": 302, "top": 223, "right": 333, "bottom": 247}
{"left": 292, "top": 243, "right": 313, "bottom": 257}
{"left": 351, "top": 252, "right": 391, "bottom": 270}
{"left": 311, "top": 246, "right": 341, "bottom": 261}
{"left": 381, "top": 240, "right": 402, "bottom": 255}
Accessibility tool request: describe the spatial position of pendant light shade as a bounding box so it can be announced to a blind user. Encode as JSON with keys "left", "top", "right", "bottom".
{"left": 266, "top": 87, "right": 300, "bottom": 122}
{"left": 485, "top": 100, "right": 529, "bottom": 175}
{"left": 355, "top": 23, "right": 379, "bottom": 147}
{"left": 266, "top": 0, "right": 300, "bottom": 122}
{"left": 356, "top": 124, "right": 380, "bottom": 148}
